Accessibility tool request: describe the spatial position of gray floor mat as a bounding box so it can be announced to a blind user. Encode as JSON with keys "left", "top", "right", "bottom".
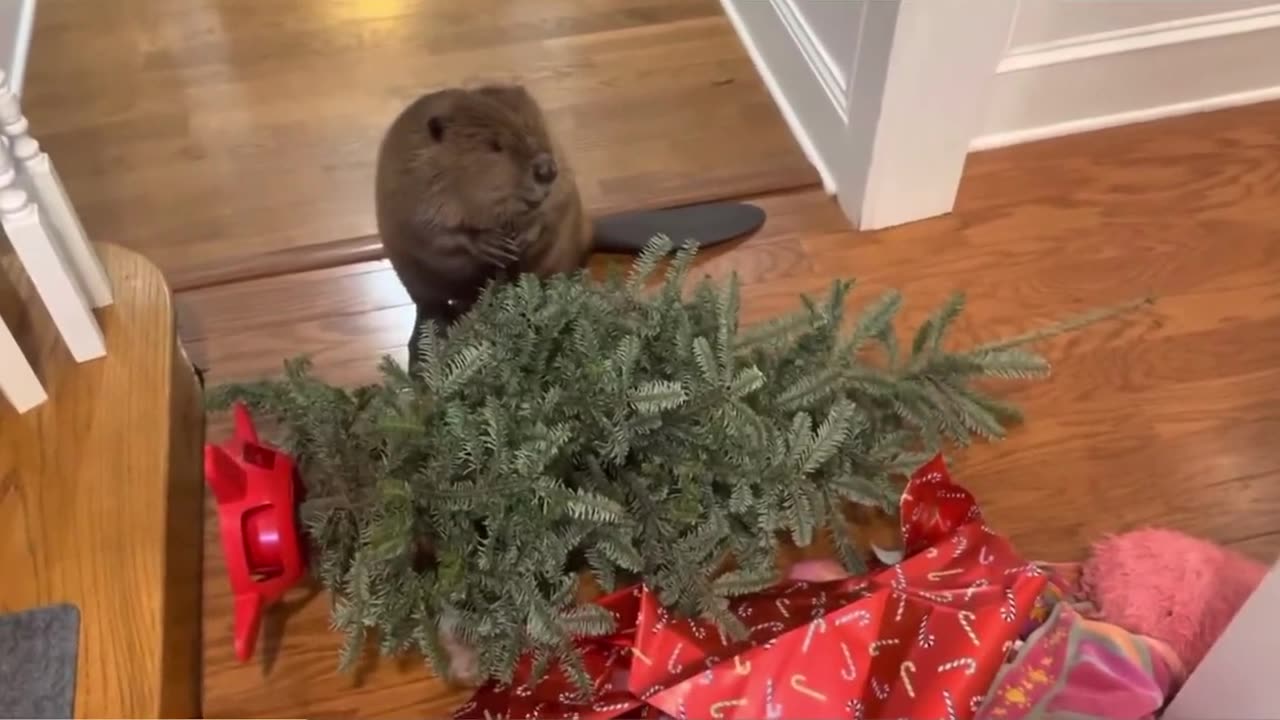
{"left": 0, "top": 604, "right": 79, "bottom": 719}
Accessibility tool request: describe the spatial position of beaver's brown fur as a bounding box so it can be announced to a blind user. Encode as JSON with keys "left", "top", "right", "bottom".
{"left": 375, "top": 85, "right": 592, "bottom": 348}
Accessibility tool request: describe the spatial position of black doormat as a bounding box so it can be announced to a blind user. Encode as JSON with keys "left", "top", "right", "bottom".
{"left": 0, "top": 604, "right": 79, "bottom": 719}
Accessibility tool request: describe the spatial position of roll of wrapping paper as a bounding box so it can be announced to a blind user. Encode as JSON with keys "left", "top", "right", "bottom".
{"left": 456, "top": 456, "right": 1047, "bottom": 720}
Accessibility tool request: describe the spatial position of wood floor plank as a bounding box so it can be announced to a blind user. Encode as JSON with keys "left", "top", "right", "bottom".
{"left": 194, "top": 102, "right": 1280, "bottom": 718}
{"left": 23, "top": 0, "right": 818, "bottom": 289}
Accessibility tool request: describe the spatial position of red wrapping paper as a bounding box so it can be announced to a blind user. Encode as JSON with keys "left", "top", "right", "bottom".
{"left": 455, "top": 456, "right": 1045, "bottom": 720}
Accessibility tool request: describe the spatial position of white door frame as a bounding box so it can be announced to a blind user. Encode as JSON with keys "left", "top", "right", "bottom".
{"left": 722, "top": 0, "right": 1017, "bottom": 230}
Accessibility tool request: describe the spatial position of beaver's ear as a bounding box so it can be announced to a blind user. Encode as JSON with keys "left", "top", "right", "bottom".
{"left": 426, "top": 115, "right": 446, "bottom": 142}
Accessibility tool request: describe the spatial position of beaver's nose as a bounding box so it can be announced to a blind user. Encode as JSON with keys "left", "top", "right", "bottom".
{"left": 532, "top": 153, "right": 558, "bottom": 184}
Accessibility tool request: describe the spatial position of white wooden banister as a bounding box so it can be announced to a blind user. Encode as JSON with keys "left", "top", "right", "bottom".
{"left": 0, "top": 182, "right": 105, "bottom": 363}
{"left": 0, "top": 310, "right": 43, "bottom": 411}
{"left": 0, "top": 68, "right": 112, "bottom": 307}
{"left": 0, "top": 58, "right": 115, "bottom": 411}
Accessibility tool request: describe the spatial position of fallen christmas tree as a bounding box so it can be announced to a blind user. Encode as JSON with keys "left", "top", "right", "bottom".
{"left": 206, "top": 237, "right": 1140, "bottom": 690}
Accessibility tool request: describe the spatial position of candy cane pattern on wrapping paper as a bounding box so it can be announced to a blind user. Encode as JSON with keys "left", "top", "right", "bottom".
{"left": 870, "top": 638, "right": 900, "bottom": 656}
{"left": 753, "top": 620, "right": 786, "bottom": 636}
{"left": 942, "top": 689, "right": 958, "bottom": 720}
{"left": 978, "top": 544, "right": 994, "bottom": 565}
{"left": 958, "top": 610, "right": 980, "bottom": 646}
{"left": 790, "top": 675, "right": 829, "bottom": 703}
{"left": 631, "top": 646, "right": 653, "bottom": 666}
{"left": 938, "top": 657, "right": 977, "bottom": 675}
{"left": 765, "top": 678, "right": 784, "bottom": 719}
{"left": 514, "top": 684, "right": 533, "bottom": 697}
{"left": 917, "top": 589, "right": 956, "bottom": 604}
{"left": 775, "top": 598, "right": 791, "bottom": 618}
{"left": 871, "top": 677, "right": 891, "bottom": 700}
{"left": 899, "top": 661, "right": 918, "bottom": 698}
{"left": 592, "top": 700, "right": 634, "bottom": 713}
{"left": 964, "top": 578, "right": 989, "bottom": 602}
{"left": 802, "top": 615, "right": 827, "bottom": 653}
{"left": 894, "top": 590, "right": 907, "bottom": 622}
{"left": 952, "top": 533, "right": 968, "bottom": 559}
{"left": 592, "top": 665, "right": 612, "bottom": 694}
{"left": 835, "top": 608, "right": 872, "bottom": 627}
{"left": 971, "top": 695, "right": 986, "bottom": 713}
{"left": 1002, "top": 587, "right": 1018, "bottom": 622}
{"left": 839, "top": 641, "right": 859, "bottom": 680}
{"left": 925, "top": 547, "right": 939, "bottom": 558}
{"left": 710, "top": 699, "right": 746, "bottom": 719}
{"left": 917, "top": 616, "right": 936, "bottom": 648}
{"left": 734, "top": 655, "right": 751, "bottom": 675}
{"left": 847, "top": 698, "right": 865, "bottom": 720}
{"left": 667, "top": 642, "right": 685, "bottom": 673}
{"left": 652, "top": 606, "right": 672, "bottom": 634}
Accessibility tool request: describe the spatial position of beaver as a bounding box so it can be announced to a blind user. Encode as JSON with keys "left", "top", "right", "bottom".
{"left": 374, "top": 84, "right": 592, "bottom": 363}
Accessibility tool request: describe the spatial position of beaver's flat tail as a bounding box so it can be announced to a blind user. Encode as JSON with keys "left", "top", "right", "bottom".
{"left": 591, "top": 202, "right": 766, "bottom": 254}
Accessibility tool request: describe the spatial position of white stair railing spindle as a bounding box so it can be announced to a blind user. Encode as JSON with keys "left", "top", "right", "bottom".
{"left": 0, "top": 166, "right": 106, "bottom": 362}
{"left": 0, "top": 312, "right": 45, "bottom": 412}
{"left": 0, "top": 69, "right": 113, "bottom": 308}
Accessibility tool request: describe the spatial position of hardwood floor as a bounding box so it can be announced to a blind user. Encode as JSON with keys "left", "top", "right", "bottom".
{"left": 192, "top": 102, "right": 1280, "bottom": 717}
{"left": 22, "top": 0, "right": 817, "bottom": 290}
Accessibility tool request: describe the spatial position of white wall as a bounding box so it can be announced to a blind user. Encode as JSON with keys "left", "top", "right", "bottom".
{"left": 972, "top": 0, "right": 1280, "bottom": 149}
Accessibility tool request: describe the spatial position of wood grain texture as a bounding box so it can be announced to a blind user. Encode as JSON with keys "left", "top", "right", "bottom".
{"left": 22, "top": 0, "right": 818, "bottom": 290}
{"left": 0, "top": 244, "right": 204, "bottom": 718}
{"left": 190, "top": 101, "right": 1280, "bottom": 719}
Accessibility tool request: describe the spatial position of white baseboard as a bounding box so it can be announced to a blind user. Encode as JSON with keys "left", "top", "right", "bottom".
{"left": 720, "top": 0, "right": 844, "bottom": 193}
{"left": 972, "top": 3, "right": 1280, "bottom": 150}
{"left": 971, "top": 83, "right": 1280, "bottom": 151}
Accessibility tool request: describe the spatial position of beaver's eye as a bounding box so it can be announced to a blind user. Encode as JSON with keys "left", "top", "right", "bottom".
{"left": 489, "top": 139, "right": 503, "bottom": 153}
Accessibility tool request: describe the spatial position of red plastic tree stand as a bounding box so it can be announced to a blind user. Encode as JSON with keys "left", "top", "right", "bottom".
{"left": 204, "top": 402, "right": 307, "bottom": 661}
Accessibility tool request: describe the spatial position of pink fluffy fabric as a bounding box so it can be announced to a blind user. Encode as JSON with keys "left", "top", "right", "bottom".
{"left": 1082, "top": 528, "right": 1266, "bottom": 673}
